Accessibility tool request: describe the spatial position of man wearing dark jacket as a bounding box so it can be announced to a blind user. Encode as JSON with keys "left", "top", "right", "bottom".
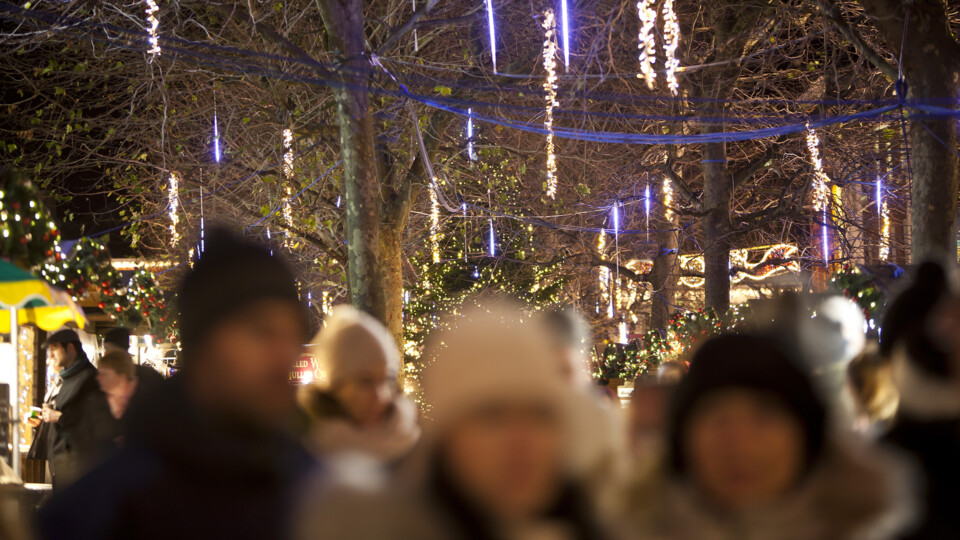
{"left": 41, "top": 329, "right": 114, "bottom": 489}
{"left": 39, "top": 229, "right": 317, "bottom": 540}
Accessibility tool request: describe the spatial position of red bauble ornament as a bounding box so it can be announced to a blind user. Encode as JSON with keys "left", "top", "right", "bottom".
{"left": 98, "top": 302, "right": 105, "bottom": 309}
{"left": 11, "top": 202, "right": 19, "bottom": 210}
{"left": 19, "top": 236, "right": 27, "bottom": 245}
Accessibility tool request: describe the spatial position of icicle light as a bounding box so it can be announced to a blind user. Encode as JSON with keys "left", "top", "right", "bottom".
{"left": 619, "top": 321, "right": 629, "bottom": 344}
{"left": 560, "top": 0, "right": 571, "bottom": 69}
{"left": 467, "top": 108, "right": 476, "bottom": 161}
{"left": 145, "top": 0, "right": 161, "bottom": 56}
{"left": 636, "top": 0, "right": 657, "bottom": 89}
{"left": 542, "top": 8, "right": 560, "bottom": 199}
{"left": 411, "top": 0, "right": 419, "bottom": 52}
{"left": 805, "top": 127, "right": 830, "bottom": 211}
{"left": 485, "top": 0, "right": 498, "bottom": 74}
{"left": 489, "top": 218, "right": 496, "bottom": 257}
{"left": 430, "top": 178, "right": 441, "bottom": 263}
{"left": 662, "top": 0, "right": 680, "bottom": 95}
{"left": 213, "top": 113, "right": 221, "bottom": 163}
{"left": 168, "top": 172, "right": 180, "bottom": 246}
{"left": 822, "top": 207, "right": 830, "bottom": 265}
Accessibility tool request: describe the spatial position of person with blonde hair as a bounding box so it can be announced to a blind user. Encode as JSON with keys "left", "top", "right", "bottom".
{"left": 299, "top": 305, "right": 420, "bottom": 464}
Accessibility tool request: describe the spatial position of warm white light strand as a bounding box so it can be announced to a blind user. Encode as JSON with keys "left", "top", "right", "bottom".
{"left": 167, "top": 172, "right": 180, "bottom": 246}
{"left": 663, "top": 177, "right": 674, "bottom": 220}
{"left": 542, "top": 8, "right": 560, "bottom": 199}
{"left": 430, "top": 178, "right": 441, "bottom": 263}
{"left": 879, "top": 201, "right": 890, "bottom": 260}
{"left": 662, "top": 0, "right": 680, "bottom": 95}
{"left": 282, "top": 128, "right": 295, "bottom": 247}
{"left": 636, "top": 0, "right": 657, "bottom": 89}
{"left": 805, "top": 127, "right": 831, "bottom": 211}
{"left": 145, "top": 0, "right": 161, "bottom": 56}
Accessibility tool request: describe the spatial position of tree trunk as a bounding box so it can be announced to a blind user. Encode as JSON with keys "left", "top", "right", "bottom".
{"left": 703, "top": 137, "right": 731, "bottom": 315}
{"left": 380, "top": 225, "right": 405, "bottom": 349}
{"left": 857, "top": 0, "right": 960, "bottom": 262}
{"left": 649, "top": 185, "right": 679, "bottom": 329}
{"left": 317, "top": 0, "right": 387, "bottom": 322}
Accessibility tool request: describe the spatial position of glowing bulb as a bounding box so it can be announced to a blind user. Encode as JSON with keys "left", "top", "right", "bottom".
{"left": 542, "top": 9, "right": 559, "bottom": 199}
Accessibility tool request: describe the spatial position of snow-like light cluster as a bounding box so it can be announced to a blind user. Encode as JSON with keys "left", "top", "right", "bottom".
{"left": 168, "top": 172, "right": 179, "bottom": 245}
{"left": 662, "top": 0, "right": 680, "bottom": 95}
{"left": 542, "top": 8, "right": 560, "bottom": 199}
{"left": 145, "top": 0, "right": 161, "bottom": 56}
{"left": 636, "top": 0, "right": 657, "bottom": 89}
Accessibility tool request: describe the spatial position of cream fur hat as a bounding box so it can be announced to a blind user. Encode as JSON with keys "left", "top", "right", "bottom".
{"left": 422, "top": 300, "right": 570, "bottom": 430}
{"left": 308, "top": 305, "right": 400, "bottom": 390}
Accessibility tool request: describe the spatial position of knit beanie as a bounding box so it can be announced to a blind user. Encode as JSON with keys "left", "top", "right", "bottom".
{"left": 422, "top": 300, "right": 568, "bottom": 431}
{"left": 307, "top": 305, "right": 400, "bottom": 390}
{"left": 104, "top": 327, "right": 130, "bottom": 351}
{"left": 176, "top": 228, "right": 309, "bottom": 357}
{"left": 881, "top": 261, "right": 952, "bottom": 377}
{"left": 667, "top": 334, "right": 827, "bottom": 477}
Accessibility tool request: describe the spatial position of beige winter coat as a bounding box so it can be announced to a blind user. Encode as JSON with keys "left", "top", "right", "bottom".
{"left": 618, "top": 440, "right": 914, "bottom": 540}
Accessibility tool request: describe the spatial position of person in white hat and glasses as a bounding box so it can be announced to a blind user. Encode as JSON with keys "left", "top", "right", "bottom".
{"left": 299, "top": 305, "right": 420, "bottom": 464}
{"left": 296, "top": 299, "right": 611, "bottom": 540}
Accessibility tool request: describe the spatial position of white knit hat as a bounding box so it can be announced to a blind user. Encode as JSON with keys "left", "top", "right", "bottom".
{"left": 307, "top": 305, "right": 400, "bottom": 390}
{"left": 422, "top": 300, "right": 569, "bottom": 430}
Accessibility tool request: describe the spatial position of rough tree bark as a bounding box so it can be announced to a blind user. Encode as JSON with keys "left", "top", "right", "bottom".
{"left": 648, "top": 184, "right": 679, "bottom": 328}
{"left": 842, "top": 0, "right": 960, "bottom": 262}
{"left": 702, "top": 135, "right": 732, "bottom": 315}
{"left": 316, "top": 0, "right": 387, "bottom": 322}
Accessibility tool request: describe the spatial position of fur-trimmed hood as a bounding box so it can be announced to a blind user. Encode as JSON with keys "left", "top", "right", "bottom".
{"left": 619, "top": 438, "right": 914, "bottom": 540}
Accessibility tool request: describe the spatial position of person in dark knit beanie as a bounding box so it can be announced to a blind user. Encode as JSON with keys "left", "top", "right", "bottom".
{"left": 620, "top": 333, "right": 913, "bottom": 539}
{"left": 177, "top": 228, "right": 310, "bottom": 359}
{"left": 667, "top": 334, "right": 826, "bottom": 477}
{"left": 40, "top": 228, "right": 316, "bottom": 540}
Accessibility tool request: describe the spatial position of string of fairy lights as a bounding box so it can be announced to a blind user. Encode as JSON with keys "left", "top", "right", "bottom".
{"left": 636, "top": 0, "right": 658, "bottom": 89}
{"left": 167, "top": 172, "right": 180, "bottom": 246}
{"left": 661, "top": 0, "right": 680, "bottom": 96}
{"left": 281, "top": 127, "right": 296, "bottom": 247}
{"left": 541, "top": 8, "right": 560, "bottom": 199}
{"left": 144, "top": 0, "right": 161, "bottom": 57}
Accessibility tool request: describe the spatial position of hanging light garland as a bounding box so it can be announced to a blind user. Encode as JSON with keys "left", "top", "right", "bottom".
{"left": 805, "top": 127, "right": 831, "bottom": 211}
{"left": 167, "top": 172, "right": 180, "bottom": 246}
{"left": 485, "top": 0, "right": 498, "bottom": 74}
{"left": 542, "top": 8, "right": 560, "bottom": 199}
{"left": 281, "top": 128, "right": 295, "bottom": 247}
{"left": 636, "top": 0, "right": 657, "bottom": 89}
{"left": 145, "top": 0, "right": 161, "bottom": 57}
{"left": 430, "top": 178, "right": 441, "bottom": 263}
{"left": 662, "top": 0, "right": 680, "bottom": 95}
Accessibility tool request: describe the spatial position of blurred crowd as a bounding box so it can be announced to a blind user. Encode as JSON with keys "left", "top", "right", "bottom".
{"left": 7, "top": 230, "right": 960, "bottom": 540}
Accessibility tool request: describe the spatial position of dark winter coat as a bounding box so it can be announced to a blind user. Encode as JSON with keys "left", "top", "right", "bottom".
{"left": 48, "top": 358, "right": 114, "bottom": 486}
{"left": 38, "top": 377, "right": 317, "bottom": 540}
{"left": 883, "top": 415, "right": 960, "bottom": 540}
